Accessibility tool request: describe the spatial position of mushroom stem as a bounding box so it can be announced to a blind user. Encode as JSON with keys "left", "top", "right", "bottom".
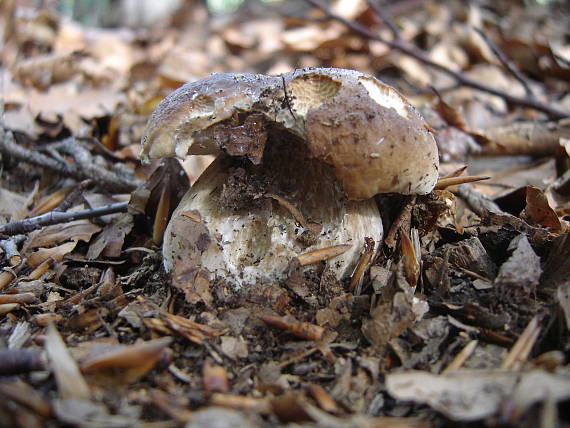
{"left": 163, "top": 133, "right": 383, "bottom": 287}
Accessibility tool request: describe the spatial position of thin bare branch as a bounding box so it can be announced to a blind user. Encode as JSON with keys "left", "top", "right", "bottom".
{"left": 473, "top": 27, "right": 534, "bottom": 99}
{"left": 45, "top": 138, "right": 142, "bottom": 192}
{"left": 366, "top": 0, "right": 401, "bottom": 40}
{"left": 0, "top": 202, "right": 129, "bottom": 236}
{"left": 304, "top": 0, "right": 569, "bottom": 119}
{"left": 0, "top": 128, "right": 142, "bottom": 192}
{"left": 54, "top": 179, "right": 92, "bottom": 212}
{"left": 0, "top": 128, "right": 75, "bottom": 175}
{"left": 0, "top": 235, "right": 25, "bottom": 267}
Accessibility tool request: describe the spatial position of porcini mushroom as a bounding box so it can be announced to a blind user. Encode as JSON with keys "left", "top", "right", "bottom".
{"left": 141, "top": 68, "right": 438, "bottom": 287}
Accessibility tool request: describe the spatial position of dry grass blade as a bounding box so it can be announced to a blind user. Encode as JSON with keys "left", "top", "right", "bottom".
{"left": 435, "top": 175, "right": 490, "bottom": 190}
{"left": 45, "top": 323, "right": 90, "bottom": 400}
{"left": 455, "top": 266, "right": 492, "bottom": 282}
{"left": 349, "top": 237, "right": 375, "bottom": 294}
{"left": 297, "top": 244, "right": 352, "bottom": 266}
{"left": 180, "top": 210, "right": 202, "bottom": 222}
{"left": 501, "top": 315, "right": 541, "bottom": 370}
{"left": 442, "top": 340, "right": 478, "bottom": 373}
{"left": 440, "top": 166, "right": 468, "bottom": 180}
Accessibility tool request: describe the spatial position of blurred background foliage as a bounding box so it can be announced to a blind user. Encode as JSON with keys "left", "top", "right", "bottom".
{"left": 57, "top": 0, "right": 284, "bottom": 27}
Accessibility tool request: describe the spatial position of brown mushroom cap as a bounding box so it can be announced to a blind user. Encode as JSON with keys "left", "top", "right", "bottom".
{"left": 141, "top": 68, "right": 439, "bottom": 198}
{"left": 141, "top": 72, "right": 275, "bottom": 159}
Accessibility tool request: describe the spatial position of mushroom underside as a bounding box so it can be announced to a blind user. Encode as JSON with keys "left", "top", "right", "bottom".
{"left": 163, "top": 126, "right": 384, "bottom": 288}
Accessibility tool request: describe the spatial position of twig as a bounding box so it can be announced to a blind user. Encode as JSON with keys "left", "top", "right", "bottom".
{"left": 0, "top": 235, "right": 25, "bottom": 267}
{"left": 0, "top": 128, "right": 76, "bottom": 175}
{"left": 473, "top": 27, "right": 534, "bottom": 99}
{"left": 0, "top": 129, "right": 142, "bottom": 192}
{"left": 366, "top": 0, "right": 401, "bottom": 40}
{"left": 54, "top": 179, "right": 92, "bottom": 212}
{"left": 304, "top": 0, "right": 569, "bottom": 119}
{"left": 0, "top": 202, "right": 129, "bottom": 236}
{"left": 0, "top": 271, "right": 16, "bottom": 291}
{"left": 349, "top": 237, "right": 375, "bottom": 295}
{"left": 45, "top": 138, "right": 142, "bottom": 192}
{"left": 0, "top": 349, "right": 46, "bottom": 375}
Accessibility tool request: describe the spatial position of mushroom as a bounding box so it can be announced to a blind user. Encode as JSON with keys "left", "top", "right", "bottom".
{"left": 141, "top": 68, "right": 438, "bottom": 288}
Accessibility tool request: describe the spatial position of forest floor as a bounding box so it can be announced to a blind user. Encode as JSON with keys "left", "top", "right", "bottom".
{"left": 0, "top": 0, "right": 569, "bottom": 427}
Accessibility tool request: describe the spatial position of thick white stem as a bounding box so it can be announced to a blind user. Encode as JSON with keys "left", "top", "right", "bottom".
{"left": 163, "top": 135, "right": 383, "bottom": 288}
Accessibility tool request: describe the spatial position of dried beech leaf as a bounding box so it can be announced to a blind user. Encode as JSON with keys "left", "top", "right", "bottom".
{"left": 86, "top": 213, "right": 133, "bottom": 259}
{"left": 494, "top": 234, "right": 542, "bottom": 298}
{"left": 521, "top": 186, "right": 563, "bottom": 232}
{"left": 81, "top": 337, "right": 172, "bottom": 385}
{"left": 387, "top": 370, "right": 513, "bottom": 421}
{"left": 45, "top": 324, "right": 90, "bottom": 400}
{"left": 25, "top": 219, "right": 101, "bottom": 249}
{"left": 26, "top": 241, "right": 78, "bottom": 267}
{"left": 478, "top": 120, "right": 570, "bottom": 156}
{"left": 362, "top": 292, "right": 414, "bottom": 350}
